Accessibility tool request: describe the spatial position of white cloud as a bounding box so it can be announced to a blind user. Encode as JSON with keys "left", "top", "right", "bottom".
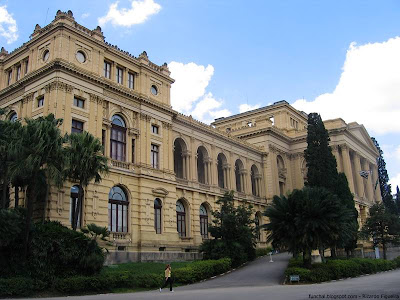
{"left": 239, "top": 103, "right": 260, "bottom": 113}
{"left": 0, "top": 5, "right": 18, "bottom": 44}
{"left": 389, "top": 172, "right": 400, "bottom": 193}
{"left": 98, "top": 0, "right": 161, "bottom": 27}
{"left": 292, "top": 37, "right": 400, "bottom": 135}
{"left": 81, "top": 13, "right": 90, "bottom": 19}
{"left": 169, "top": 61, "right": 231, "bottom": 123}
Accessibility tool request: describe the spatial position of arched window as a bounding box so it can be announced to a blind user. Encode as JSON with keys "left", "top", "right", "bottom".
{"left": 235, "top": 159, "right": 244, "bottom": 192}
{"left": 197, "top": 146, "right": 209, "bottom": 184}
{"left": 110, "top": 115, "right": 126, "bottom": 161}
{"left": 251, "top": 165, "right": 259, "bottom": 196}
{"left": 217, "top": 153, "right": 227, "bottom": 188}
{"left": 9, "top": 112, "right": 17, "bottom": 122}
{"left": 277, "top": 155, "right": 286, "bottom": 196}
{"left": 200, "top": 204, "right": 208, "bottom": 238}
{"left": 176, "top": 200, "right": 186, "bottom": 237}
{"left": 154, "top": 198, "right": 162, "bottom": 234}
{"left": 174, "top": 138, "right": 187, "bottom": 179}
{"left": 108, "top": 186, "right": 128, "bottom": 232}
{"left": 70, "top": 185, "right": 82, "bottom": 228}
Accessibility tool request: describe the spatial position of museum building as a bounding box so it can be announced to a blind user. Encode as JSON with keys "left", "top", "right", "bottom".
{"left": 0, "top": 11, "right": 382, "bottom": 262}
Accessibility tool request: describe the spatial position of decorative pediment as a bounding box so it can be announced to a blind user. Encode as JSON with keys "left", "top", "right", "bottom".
{"left": 347, "top": 123, "right": 378, "bottom": 153}
{"left": 152, "top": 187, "right": 169, "bottom": 197}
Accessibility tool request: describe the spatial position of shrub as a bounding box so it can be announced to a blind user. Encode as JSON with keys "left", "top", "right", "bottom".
{"left": 393, "top": 256, "right": 400, "bottom": 268}
{"left": 0, "top": 278, "right": 46, "bottom": 297}
{"left": 285, "top": 267, "right": 312, "bottom": 282}
{"left": 256, "top": 247, "right": 273, "bottom": 257}
{"left": 326, "top": 259, "right": 360, "bottom": 279}
{"left": 288, "top": 256, "right": 304, "bottom": 268}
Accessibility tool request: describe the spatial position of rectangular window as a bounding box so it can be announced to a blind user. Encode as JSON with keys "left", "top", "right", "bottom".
{"left": 131, "top": 138, "right": 135, "bottom": 163}
{"left": 128, "top": 72, "right": 134, "bottom": 89}
{"left": 104, "top": 61, "right": 111, "bottom": 79}
{"left": 116, "top": 67, "right": 123, "bottom": 84}
{"left": 37, "top": 96, "right": 44, "bottom": 107}
{"left": 16, "top": 65, "right": 21, "bottom": 81}
{"left": 102, "top": 129, "right": 106, "bottom": 154}
{"left": 111, "top": 126, "right": 126, "bottom": 161}
{"left": 73, "top": 97, "right": 85, "bottom": 109}
{"left": 151, "top": 144, "right": 159, "bottom": 169}
{"left": 71, "top": 119, "right": 84, "bottom": 133}
{"left": 151, "top": 124, "right": 159, "bottom": 134}
{"left": 7, "top": 70, "right": 12, "bottom": 86}
{"left": 25, "top": 58, "right": 29, "bottom": 74}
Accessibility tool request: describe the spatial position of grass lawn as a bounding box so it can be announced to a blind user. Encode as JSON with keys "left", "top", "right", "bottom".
{"left": 102, "top": 261, "right": 194, "bottom": 276}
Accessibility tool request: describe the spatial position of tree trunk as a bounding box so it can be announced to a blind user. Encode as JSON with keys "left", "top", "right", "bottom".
{"left": 303, "top": 249, "right": 312, "bottom": 269}
{"left": 346, "top": 249, "right": 350, "bottom": 259}
{"left": 331, "top": 247, "right": 337, "bottom": 258}
{"left": 42, "top": 179, "right": 50, "bottom": 223}
{"left": 319, "top": 247, "right": 325, "bottom": 263}
{"left": 2, "top": 180, "right": 8, "bottom": 209}
{"left": 382, "top": 242, "right": 387, "bottom": 260}
{"left": 14, "top": 185, "right": 19, "bottom": 208}
{"left": 73, "top": 183, "right": 84, "bottom": 231}
{"left": 23, "top": 182, "right": 36, "bottom": 263}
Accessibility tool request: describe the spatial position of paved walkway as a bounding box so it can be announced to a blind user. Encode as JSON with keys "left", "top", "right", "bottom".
{"left": 180, "top": 252, "right": 291, "bottom": 290}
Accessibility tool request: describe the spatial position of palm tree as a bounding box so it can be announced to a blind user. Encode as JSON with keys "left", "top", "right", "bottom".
{"left": 8, "top": 114, "right": 65, "bottom": 261}
{"left": 264, "top": 187, "right": 346, "bottom": 268}
{"left": 64, "top": 132, "right": 109, "bottom": 231}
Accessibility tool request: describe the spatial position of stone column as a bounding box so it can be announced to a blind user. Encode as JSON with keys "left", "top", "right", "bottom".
{"left": 363, "top": 160, "right": 373, "bottom": 202}
{"left": 341, "top": 145, "right": 355, "bottom": 194}
{"left": 353, "top": 152, "right": 364, "bottom": 198}
{"left": 194, "top": 154, "right": 198, "bottom": 182}
{"left": 185, "top": 154, "right": 190, "bottom": 180}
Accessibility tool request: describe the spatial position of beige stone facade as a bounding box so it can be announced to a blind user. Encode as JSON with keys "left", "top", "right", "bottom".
{"left": 0, "top": 10, "right": 381, "bottom": 262}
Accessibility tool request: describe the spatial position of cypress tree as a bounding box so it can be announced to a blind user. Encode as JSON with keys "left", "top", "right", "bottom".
{"left": 371, "top": 137, "right": 397, "bottom": 215}
{"left": 396, "top": 186, "right": 400, "bottom": 215}
{"left": 304, "top": 113, "right": 338, "bottom": 193}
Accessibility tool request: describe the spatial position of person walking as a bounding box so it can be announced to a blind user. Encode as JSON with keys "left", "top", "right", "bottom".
{"left": 160, "top": 264, "right": 173, "bottom": 292}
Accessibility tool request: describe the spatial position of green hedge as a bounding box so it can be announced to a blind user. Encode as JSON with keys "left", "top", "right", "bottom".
{"left": 285, "top": 257, "right": 399, "bottom": 284}
{"left": 0, "top": 278, "right": 47, "bottom": 297}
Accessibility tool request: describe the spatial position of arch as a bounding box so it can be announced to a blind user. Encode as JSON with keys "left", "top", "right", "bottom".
{"left": 174, "top": 138, "right": 188, "bottom": 179}
{"left": 108, "top": 186, "right": 129, "bottom": 232}
{"left": 154, "top": 198, "right": 162, "bottom": 234}
{"left": 197, "top": 146, "right": 209, "bottom": 184}
{"left": 8, "top": 111, "right": 17, "bottom": 122}
{"left": 199, "top": 203, "right": 209, "bottom": 238}
{"left": 176, "top": 199, "right": 187, "bottom": 237}
{"left": 217, "top": 153, "right": 228, "bottom": 188}
{"left": 110, "top": 114, "right": 127, "bottom": 161}
{"left": 235, "top": 159, "right": 244, "bottom": 192}
{"left": 70, "top": 185, "right": 82, "bottom": 228}
{"left": 277, "top": 155, "right": 285, "bottom": 169}
{"left": 251, "top": 164, "right": 260, "bottom": 196}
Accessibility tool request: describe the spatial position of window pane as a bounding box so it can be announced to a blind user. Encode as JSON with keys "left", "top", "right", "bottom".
{"left": 112, "top": 204, "right": 116, "bottom": 232}
{"left": 123, "top": 205, "right": 127, "bottom": 232}
{"left": 108, "top": 203, "right": 111, "bottom": 231}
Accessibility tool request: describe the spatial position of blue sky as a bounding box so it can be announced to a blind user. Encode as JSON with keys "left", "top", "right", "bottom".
{"left": 1, "top": 0, "right": 400, "bottom": 192}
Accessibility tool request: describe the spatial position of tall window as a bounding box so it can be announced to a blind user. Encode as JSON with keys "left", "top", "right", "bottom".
{"left": 176, "top": 200, "right": 186, "bottom": 237}
{"left": 116, "top": 67, "right": 123, "bottom": 84}
{"left": 131, "top": 139, "right": 135, "bottom": 163}
{"left": 151, "top": 144, "right": 159, "bottom": 169}
{"left": 110, "top": 115, "right": 126, "bottom": 161}
{"left": 151, "top": 124, "right": 159, "bottom": 134}
{"left": 108, "top": 186, "right": 128, "bottom": 232}
{"left": 128, "top": 72, "right": 134, "bottom": 89}
{"left": 154, "top": 198, "right": 162, "bottom": 234}
{"left": 104, "top": 61, "right": 111, "bottom": 79}
{"left": 16, "top": 65, "right": 21, "bottom": 81}
{"left": 71, "top": 119, "right": 84, "bottom": 134}
{"left": 70, "top": 185, "right": 81, "bottom": 228}
{"left": 25, "top": 58, "right": 29, "bottom": 74}
{"left": 7, "top": 70, "right": 12, "bottom": 86}
{"left": 37, "top": 96, "right": 44, "bottom": 107}
{"left": 200, "top": 204, "right": 208, "bottom": 238}
{"left": 102, "top": 129, "right": 106, "bottom": 154}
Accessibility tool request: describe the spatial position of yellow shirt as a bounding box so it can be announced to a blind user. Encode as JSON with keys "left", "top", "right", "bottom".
{"left": 165, "top": 268, "right": 171, "bottom": 278}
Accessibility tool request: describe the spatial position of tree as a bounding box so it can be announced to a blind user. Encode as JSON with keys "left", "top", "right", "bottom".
{"left": 64, "top": 132, "right": 109, "bottom": 231}
{"left": 333, "top": 173, "right": 359, "bottom": 257}
{"left": 304, "top": 113, "right": 338, "bottom": 193}
{"left": 264, "top": 187, "right": 349, "bottom": 268}
{"left": 361, "top": 202, "right": 400, "bottom": 260}
{"left": 371, "top": 137, "right": 397, "bottom": 215}
{"left": 200, "top": 191, "right": 256, "bottom": 267}
{"left": 396, "top": 186, "right": 400, "bottom": 215}
{"left": 8, "top": 114, "right": 65, "bottom": 261}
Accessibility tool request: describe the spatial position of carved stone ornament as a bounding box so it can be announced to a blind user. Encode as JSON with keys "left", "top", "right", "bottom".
{"left": 152, "top": 187, "right": 169, "bottom": 197}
